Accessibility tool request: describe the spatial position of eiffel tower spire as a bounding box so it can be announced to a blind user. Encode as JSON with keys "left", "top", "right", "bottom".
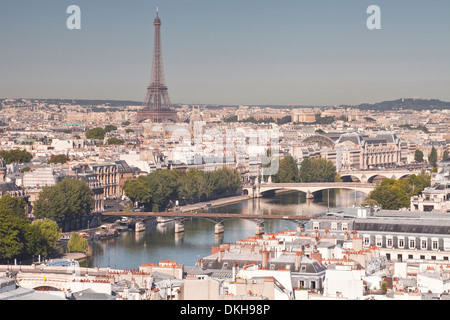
{"left": 136, "top": 9, "right": 178, "bottom": 123}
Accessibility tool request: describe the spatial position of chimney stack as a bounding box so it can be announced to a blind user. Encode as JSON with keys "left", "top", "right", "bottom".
{"left": 262, "top": 250, "right": 270, "bottom": 269}
{"left": 295, "top": 251, "right": 303, "bottom": 271}
{"left": 310, "top": 246, "right": 323, "bottom": 265}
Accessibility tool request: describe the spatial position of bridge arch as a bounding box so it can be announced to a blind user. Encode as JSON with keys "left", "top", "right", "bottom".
{"left": 340, "top": 175, "right": 362, "bottom": 183}
{"left": 367, "top": 174, "right": 390, "bottom": 184}
{"left": 398, "top": 173, "right": 412, "bottom": 180}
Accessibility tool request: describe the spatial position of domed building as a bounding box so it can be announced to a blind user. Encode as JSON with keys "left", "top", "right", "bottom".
{"left": 335, "top": 132, "right": 365, "bottom": 147}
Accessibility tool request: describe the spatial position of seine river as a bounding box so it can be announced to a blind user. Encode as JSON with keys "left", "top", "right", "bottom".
{"left": 80, "top": 189, "right": 365, "bottom": 269}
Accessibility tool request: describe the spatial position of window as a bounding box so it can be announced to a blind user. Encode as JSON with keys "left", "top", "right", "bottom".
{"left": 331, "top": 222, "right": 338, "bottom": 230}
{"left": 387, "top": 237, "right": 393, "bottom": 248}
{"left": 432, "top": 239, "right": 439, "bottom": 251}
{"left": 364, "top": 236, "right": 370, "bottom": 247}
{"left": 409, "top": 238, "right": 416, "bottom": 249}
{"left": 421, "top": 238, "right": 428, "bottom": 250}
{"left": 398, "top": 237, "right": 405, "bottom": 249}
{"left": 444, "top": 238, "right": 450, "bottom": 251}
{"left": 342, "top": 223, "right": 348, "bottom": 231}
{"left": 313, "top": 222, "right": 320, "bottom": 230}
{"left": 376, "top": 236, "right": 383, "bottom": 247}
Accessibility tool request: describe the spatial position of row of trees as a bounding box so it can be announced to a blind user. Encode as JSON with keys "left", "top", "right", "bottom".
{"left": 0, "top": 177, "right": 96, "bottom": 262}
{"left": 224, "top": 115, "right": 292, "bottom": 125}
{"left": 0, "top": 149, "right": 33, "bottom": 164}
{"left": 363, "top": 173, "right": 431, "bottom": 210}
{"left": 268, "top": 156, "right": 339, "bottom": 183}
{"left": 414, "top": 147, "right": 448, "bottom": 165}
{"left": 85, "top": 125, "right": 118, "bottom": 140}
{"left": 0, "top": 198, "right": 60, "bottom": 263}
{"left": 124, "top": 167, "right": 242, "bottom": 212}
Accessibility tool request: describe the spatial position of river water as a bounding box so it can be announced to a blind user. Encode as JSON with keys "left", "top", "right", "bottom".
{"left": 80, "top": 189, "right": 365, "bottom": 269}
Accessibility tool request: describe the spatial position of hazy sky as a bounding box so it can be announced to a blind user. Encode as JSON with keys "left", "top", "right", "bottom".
{"left": 1, "top": 0, "right": 450, "bottom": 106}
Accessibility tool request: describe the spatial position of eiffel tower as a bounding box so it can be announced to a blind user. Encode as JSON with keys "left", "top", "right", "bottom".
{"left": 136, "top": 9, "right": 178, "bottom": 123}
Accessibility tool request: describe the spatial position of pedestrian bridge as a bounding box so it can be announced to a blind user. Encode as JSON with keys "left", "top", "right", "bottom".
{"left": 243, "top": 182, "right": 375, "bottom": 198}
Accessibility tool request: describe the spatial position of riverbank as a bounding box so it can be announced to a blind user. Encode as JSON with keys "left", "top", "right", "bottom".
{"left": 179, "top": 195, "right": 252, "bottom": 212}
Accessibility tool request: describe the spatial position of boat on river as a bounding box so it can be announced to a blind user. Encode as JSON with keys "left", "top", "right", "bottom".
{"left": 156, "top": 216, "right": 174, "bottom": 224}
{"left": 135, "top": 221, "right": 146, "bottom": 232}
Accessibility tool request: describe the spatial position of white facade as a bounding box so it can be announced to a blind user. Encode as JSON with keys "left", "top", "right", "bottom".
{"left": 323, "top": 266, "right": 365, "bottom": 299}
{"left": 417, "top": 271, "right": 450, "bottom": 294}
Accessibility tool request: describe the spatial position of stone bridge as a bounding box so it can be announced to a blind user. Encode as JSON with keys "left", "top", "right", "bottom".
{"left": 243, "top": 182, "right": 375, "bottom": 199}
{"left": 338, "top": 169, "right": 422, "bottom": 183}
{"left": 243, "top": 169, "right": 422, "bottom": 198}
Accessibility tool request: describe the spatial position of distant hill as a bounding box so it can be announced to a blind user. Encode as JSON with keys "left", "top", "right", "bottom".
{"left": 341, "top": 98, "right": 450, "bottom": 111}
{"left": 1, "top": 97, "right": 449, "bottom": 111}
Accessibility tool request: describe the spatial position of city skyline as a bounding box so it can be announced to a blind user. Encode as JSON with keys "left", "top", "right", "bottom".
{"left": 1, "top": 0, "right": 450, "bottom": 106}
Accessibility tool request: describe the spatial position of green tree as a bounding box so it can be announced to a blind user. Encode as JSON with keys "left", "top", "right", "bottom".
{"left": 366, "top": 174, "right": 430, "bottom": 210}
{"left": 106, "top": 137, "right": 125, "bottom": 145}
{"left": 0, "top": 204, "right": 27, "bottom": 262}
{"left": 299, "top": 158, "right": 337, "bottom": 182}
{"left": 428, "top": 147, "right": 438, "bottom": 166}
{"left": 124, "top": 167, "right": 242, "bottom": 210}
{"left": 0, "top": 194, "right": 27, "bottom": 219}
{"left": 178, "top": 169, "right": 208, "bottom": 202}
{"left": 0, "top": 202, "right": 61, "bottom": 262}
{"left": 366, "top": 179, "right": 411, "bottom": 210}
{"left": 48, "top": 154, "right": 70, "bottom": 164}
{"left": 276, "top": 115, "right": 292, "bottom": 125}
{"left": 272, "top": 156, "right": 299, "bottom": 183}
{"left": 33, "top": 179, "right": 94, "bottom": 230}
{"left": 414, "top": 149, "right": 424, "bottom": 163}
{"left": 26, "top": 219, "right": 60, "bottom": 258}
{"left": 145, "top": 170, "right": 181, "bottom": 211}
{"left": 104, "top": 125, "right": 117, "bottom": 133}
{"left": 443, "top": 150, "right": 449, "bottom": 161}
{"left": 67, "top": 232, "right": 88, "bottom": 254}
{"left": 0, "top": 149, "right": 32, "bottom": 164}
{"left": 123, "top": 176, "right": 153, "bottom": 208}
{"left": 85, "top": 127, "right": 106, "bottom": 140}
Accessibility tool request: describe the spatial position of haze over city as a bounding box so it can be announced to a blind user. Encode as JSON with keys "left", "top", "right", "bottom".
{"left": 1, "top": 0, "right": 450, "bottom": 105}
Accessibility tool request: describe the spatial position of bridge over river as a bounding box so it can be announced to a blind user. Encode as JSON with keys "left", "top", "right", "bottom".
{"left": 243, "top": 182, "right": 375, "bottom": 198}
{"left": 102, "top": 211, "right": 315, "bottom": 235}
